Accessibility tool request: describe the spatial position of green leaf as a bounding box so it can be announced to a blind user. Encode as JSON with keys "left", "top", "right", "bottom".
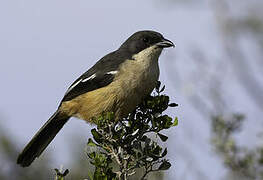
{"left": 88, "top": 152, "right": 96, "bottom": 159}
{"left": 157, "top": 133, "right": 168, "bottom": 142}
{"left": 160, "top": 85, "right": 165, "bottom": 92}
{"left": 88, "top": 171, "right": 94, "bottom": 180}
{"left": 163, "top": 115, "right": 173, "bottom": 129}
{"left": 54, "top": 168, "right": 69, "bottom": 180}
{"left": 141, "top": 135, "right": 147, "bottom": 141}
{"left": 172, "top": 117, "right": 178, "bottom": 126}
{"left": 144, "top": 137, "right": 151, "bottom": 145}
{"left": 161, "top": 148, "right": 168, "bottom": 157}
{"left": 91, "top": 129, "right": 102, "bottom": 143}
{"left": 158, "top": 161, "right": 171, "bottom": 170}
{"left": 152, "top": 145, "right": 162, "bottom": 155}
{"left": 87, "top": 138, "right": 97, "bottom": 146}
{"left": 156, "top": 81, "right": 161, "bottom": 91}
{"left": 169, "top": 103, "right": 178, "bottom": 107}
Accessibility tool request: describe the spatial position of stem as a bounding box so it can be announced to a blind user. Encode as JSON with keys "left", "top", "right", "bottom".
{"left": 120, "top": 161, "right": 128, "bottom": 180}
{"left": 109, "top": 144, "right": 128, "bottom": 180}
{"left": 141, "top": 167, "right": 149, "bottom": 180}
{"left": 119, "top": 148, "right": 128, "bottom": 180}
{"left": 140, "top": 168, "right": 160, "bottom": 180}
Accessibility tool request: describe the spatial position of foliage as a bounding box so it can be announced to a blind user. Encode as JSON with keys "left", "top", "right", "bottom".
{"left": 55, "top": 81, "right": 178, "bottom": 180}
{"left": 211, "top": 114, "right": 263, "bottom": 179}
{"left": 88, "top": 82, "right": 177, "bottom": 180}
{"left": 54, "top": 168, "right": 69, "bottom": 180}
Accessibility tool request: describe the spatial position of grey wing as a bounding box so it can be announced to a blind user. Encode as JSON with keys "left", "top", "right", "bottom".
{"left": 61, "top": 50, "right": 129, "bottom": 102}
{"left": 61, "top": 72, "right": 116, "bottom": 102}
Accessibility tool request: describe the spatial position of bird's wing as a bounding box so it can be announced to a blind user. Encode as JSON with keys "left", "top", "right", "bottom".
{"left": 62, "top": 70, "right": 118, "bottom": 102}
{"left": 61, "top": 50, "right": 128, "bottom": 102}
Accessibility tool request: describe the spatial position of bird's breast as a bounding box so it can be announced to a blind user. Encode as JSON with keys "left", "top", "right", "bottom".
{"left": 116, "top": 56, "right": 160, "bottom": 97}
{"left": 110, "top": 49, "right": 161, "bottom": 118}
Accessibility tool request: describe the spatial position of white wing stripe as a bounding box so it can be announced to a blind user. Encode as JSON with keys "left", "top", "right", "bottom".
{"left": 82, "top": 74, "right": 96, "bottom": 82}
{"left": 64, "top": 71, "right": 117, "bottom": 95}
{"left": 65, "top": 79, "right": 82, "bottom": 95}
{"left": 65, "top": 73, "right": 96, "bottom": 95}
{"left": 106, "top": 71, "right": 118, "bottom": 75}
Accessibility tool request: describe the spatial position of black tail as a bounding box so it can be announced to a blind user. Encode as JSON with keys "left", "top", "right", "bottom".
{"left": 17, "top": 111, "right": 69, "bottom": 167}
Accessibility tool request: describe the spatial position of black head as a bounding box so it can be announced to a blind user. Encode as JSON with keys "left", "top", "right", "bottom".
{"left": 119, "top": 30, "right": 174, "bottom": 55}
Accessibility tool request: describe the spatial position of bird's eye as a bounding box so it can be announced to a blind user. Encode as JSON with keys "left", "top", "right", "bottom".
{"left": 142, "top": 37, "right": 149, "bottom": 43}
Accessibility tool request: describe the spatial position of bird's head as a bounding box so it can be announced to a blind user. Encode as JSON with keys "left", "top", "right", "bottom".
{"left": 119, "top": 30, "right": 174, "bottom": 58}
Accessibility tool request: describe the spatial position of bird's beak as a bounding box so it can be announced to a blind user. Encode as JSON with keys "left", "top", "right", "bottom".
{"left": 156, "top": 38, "right": 175, "bottom": 48}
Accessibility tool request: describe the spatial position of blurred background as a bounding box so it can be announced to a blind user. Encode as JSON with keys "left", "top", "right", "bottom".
{"left": 0, "top": 0, "right": 262, "bottom": 179}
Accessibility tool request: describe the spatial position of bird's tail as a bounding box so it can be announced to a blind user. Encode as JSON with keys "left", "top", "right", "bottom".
{"left": 17, "top": 111, "right": 69, "bottom": 167}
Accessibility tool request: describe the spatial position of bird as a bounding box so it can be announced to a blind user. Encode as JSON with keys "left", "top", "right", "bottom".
{"left": 17, "top": 30, "right": 174, "bottom": 167}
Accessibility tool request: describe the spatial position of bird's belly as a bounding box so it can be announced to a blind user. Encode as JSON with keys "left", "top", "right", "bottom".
{"left": 76, "top": 81, "right": 154, "bottom": 122}
{"left": 67, "top": 86, "right": 119, "bottom": 123}
{"left": 60, "top": 61, "right": 159, "bottom": 123}
{"left": 112, "top": 60, "right": 160, "bottom": 118}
